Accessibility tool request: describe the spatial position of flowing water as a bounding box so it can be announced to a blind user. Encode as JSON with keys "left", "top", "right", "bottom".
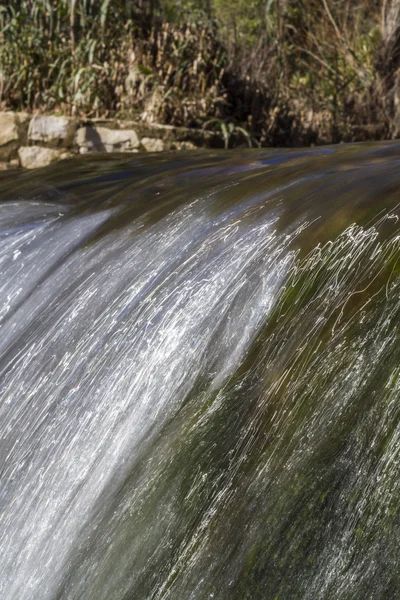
{"left": 0, "top": 143, "right": 399, "bottom": 599}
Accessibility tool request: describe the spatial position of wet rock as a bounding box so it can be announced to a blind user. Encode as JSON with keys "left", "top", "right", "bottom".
{"left": 141, "top": 137, "right": 165, "bottom": 152}
{"left": 18, "top": 146, "right": 62, "bottom": 169}
{"left": 28, "top": 115, "right": 74, "bottom": 143}
{"left": 75, "top": 126, "right": 140, "bottom": 153}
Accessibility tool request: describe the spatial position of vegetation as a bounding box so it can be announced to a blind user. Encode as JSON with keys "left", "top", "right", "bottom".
{"left": 1, "top": 0, "right": 400, "bottom": 145}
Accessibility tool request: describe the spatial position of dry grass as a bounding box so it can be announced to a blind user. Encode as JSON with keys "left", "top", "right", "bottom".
{"left": 0, "top": 0, "right": 399, "bottom": 146}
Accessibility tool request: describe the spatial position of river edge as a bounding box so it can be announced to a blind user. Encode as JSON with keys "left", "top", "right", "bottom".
{"left": 0, "top": 111, "right": 243, "bottom": 171}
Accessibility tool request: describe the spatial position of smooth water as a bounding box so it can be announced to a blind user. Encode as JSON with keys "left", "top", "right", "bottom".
{"left": 0, "top": 144, "right": 399, "bottom": 599}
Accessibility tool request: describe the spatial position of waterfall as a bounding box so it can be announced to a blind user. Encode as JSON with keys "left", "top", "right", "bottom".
{"left": 0, "top": 146, "right": 399, "bottom": 599}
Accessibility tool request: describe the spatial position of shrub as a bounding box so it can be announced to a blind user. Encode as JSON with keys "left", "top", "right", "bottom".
{"left": 0, "top": 1, "right": 399, "bottom": 145}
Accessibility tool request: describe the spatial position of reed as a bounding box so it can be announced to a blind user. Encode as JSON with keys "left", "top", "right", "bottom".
{"left": 0, "top": 1, "right": 398, "bottom": 145}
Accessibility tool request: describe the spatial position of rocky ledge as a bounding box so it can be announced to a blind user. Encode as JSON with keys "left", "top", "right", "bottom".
{"left": 0, "top": 112, "right": 227, "bottom": 170}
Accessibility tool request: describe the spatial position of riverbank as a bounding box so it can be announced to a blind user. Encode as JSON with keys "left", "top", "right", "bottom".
{"left": 2, "top": 2, "right": 400, "bottom": 152}
{"left": 0, "top": 111, "right": 243, "bottom": 170}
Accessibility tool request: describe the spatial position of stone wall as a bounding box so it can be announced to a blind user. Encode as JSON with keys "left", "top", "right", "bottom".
{"left": 0, "top": 112, "right": 225, "bottom": 170}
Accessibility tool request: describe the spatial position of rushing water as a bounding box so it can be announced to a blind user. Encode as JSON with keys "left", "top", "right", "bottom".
{"left": 0, "top": 143, "right": 399, "bottom": 599}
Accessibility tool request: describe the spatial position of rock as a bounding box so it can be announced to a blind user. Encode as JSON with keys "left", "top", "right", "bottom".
{"left": 141, "top": 137, "right": 165, "bottom": 152}
{"left": 0, "top": 112, "right": 30, "bottom": 160}
{"left": 18, "top": 146, "right": 62, "bottom": 169}
{"left": 18, "top": 112, "right": 30, "bottom": 124}
{"left": 28, "top": 115, "right": 74, "bottom": 143}
{"left": 75, "top": 126, "right": 140, "bottom": 153}
{"left": 0, "top": 159, "right": 20, "bottom": 170}
{"left": 172, "top": 141, "right": 197, "bottom": 151}
{"left": 0, "top": 112, "right": 19, "bottom": 146}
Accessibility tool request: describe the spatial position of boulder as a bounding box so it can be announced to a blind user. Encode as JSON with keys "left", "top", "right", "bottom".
{"left": 28, "top": 115, "right": 74, "bottom": 143}
{"left": 18, "top": 146, "right": 62, "bottom": 169}
{"left": 0, "top": 112, "right": 30, "bottom": 160}
{"left": 0, "top": 112, "right": 19, "bottom": 146}
{"left": 75, "top": 126, "right": 140, "bottom": 153}
{"left": 141, "top": 137, "right": 165, "bottom": 152}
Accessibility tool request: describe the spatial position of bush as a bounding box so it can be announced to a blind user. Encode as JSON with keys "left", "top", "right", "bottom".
{"left": 0, "top": 1, "right": 399, "bottom": 145}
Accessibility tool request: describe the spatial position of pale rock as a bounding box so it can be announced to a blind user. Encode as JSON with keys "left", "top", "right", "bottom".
{"left": 18, "top": 112, "right": 30, "bottom": 124}
{"left": 0, "top": 112, "right": 19, "bottom": 146}
{"left": 75, "top": 127, "right": 88, "bottom": 147}
{"left": 28, "top": 115, "right": 73, "bottom": 142}
{"left": 173, "top": 141, "right": 197, "bottom": 151}
{"left": 75, "top": 126, "right": 140, "bottom": 153}
{"left": 18, "top": 146, "right": 62, "bottom": 169}
{"left": 141, "top": 137, "right": 165, "bottom": 152}
{"left": 1, "top": 159, "right": 20, "bottom": 169}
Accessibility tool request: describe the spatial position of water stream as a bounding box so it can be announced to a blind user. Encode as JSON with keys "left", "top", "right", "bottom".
{"left": 0, "top": 143, "right": 399, "bottom": 599}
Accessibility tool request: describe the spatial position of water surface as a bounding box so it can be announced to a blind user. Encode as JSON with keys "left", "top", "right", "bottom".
{"left": 0, "top": 143, "right": 399, "bottom": 599}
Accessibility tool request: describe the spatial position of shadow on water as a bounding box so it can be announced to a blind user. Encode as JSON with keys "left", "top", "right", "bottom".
{"left": 0, "top": 142, "right": 399, "bottom": 600}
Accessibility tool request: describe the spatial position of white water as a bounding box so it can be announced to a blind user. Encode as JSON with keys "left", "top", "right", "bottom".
{"left": 0, "top": 193, "right": 293, "bottom": 600}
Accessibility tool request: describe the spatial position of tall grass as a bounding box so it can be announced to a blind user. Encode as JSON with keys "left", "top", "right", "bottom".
{"left": 0, "top": 1, "right": 399, "bottom": 145}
